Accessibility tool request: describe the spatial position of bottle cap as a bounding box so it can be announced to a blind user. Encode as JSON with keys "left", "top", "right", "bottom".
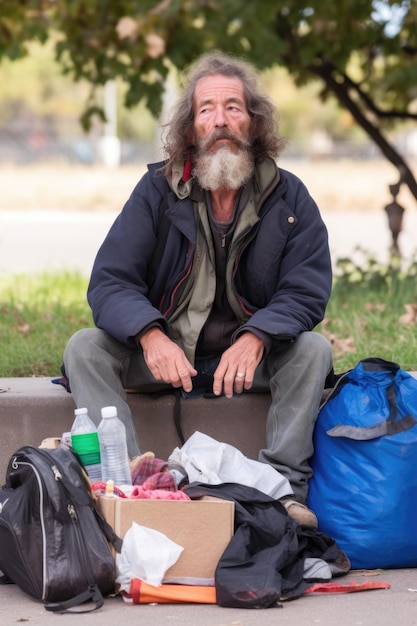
{"left": 101, "top": 406, "right": 117, "bottom": 419}
{"left": 74, "top": 407, "right": 88, "bottom": 415}
{"left": 105, "top": 479, "right": 115, "bottom": 494}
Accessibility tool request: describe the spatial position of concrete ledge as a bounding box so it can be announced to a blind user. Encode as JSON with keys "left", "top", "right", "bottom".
{"left": 2, "top": 372, "right": 416, "bottom": 482}
{"left": 0, "top": 377, "right": 271, "bottom": 480}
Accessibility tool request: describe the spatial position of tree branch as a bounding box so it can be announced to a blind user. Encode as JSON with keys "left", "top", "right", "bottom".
{"left": 309, "top": 60, "right": 417, "bottom": 203}
{"left": 341, "top": 72, "right": 417, "bottom": 121}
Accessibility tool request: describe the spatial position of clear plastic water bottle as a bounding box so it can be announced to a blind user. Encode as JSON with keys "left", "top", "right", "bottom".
{"left": 98, "top": 406, "right": 132, "bottom": 487}
{"left": 70, "top": 407, "right": 102, "bottom": 482}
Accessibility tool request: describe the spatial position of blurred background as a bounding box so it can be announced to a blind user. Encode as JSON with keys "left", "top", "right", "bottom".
{"left": 1, "top": 37, "right": 414, "bottom": 168}
{"left": 1, "top": 1, "right": 417, "bottom": 275}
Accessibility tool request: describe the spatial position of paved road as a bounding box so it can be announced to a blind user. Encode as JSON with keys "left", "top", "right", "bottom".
{"left": 1, "top": 567, "right": 417, "bottom": 625}
{"left": 0, "top": 210, "right": 116, "bottom": 277}
{"left": 1, "top": 208, "right": 416, "bottom": 277}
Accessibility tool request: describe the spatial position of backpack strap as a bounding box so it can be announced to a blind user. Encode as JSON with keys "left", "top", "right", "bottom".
{"left": 0, "top": 573, "right": 13, "bottom": 585}
{"left": 173, "top": 388, "right": 185, "bottom": 445}
{"left": 1, "top": 568, "right": 108, "bottom": 614}
{"left": 93, "top": 505, "right": 123, "bottom": 553}
{"left": 44, "top": 583, "right": 104, "bottom": 613}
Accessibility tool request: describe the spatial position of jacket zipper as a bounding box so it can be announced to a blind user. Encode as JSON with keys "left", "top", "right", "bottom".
{"left": 162, "top": 256, "right": 195, "bottom": 321}
{"left": 12, "top": 458, "right": 48, "bottom": 600}
{"left": 227, "top": 223, "right": 259, "bottom": 321}
{"left": 12, "top": 456, "right": 97, "bottom": 601}
{"left": 53, "top": 465, "right": 97, "bottom": 589}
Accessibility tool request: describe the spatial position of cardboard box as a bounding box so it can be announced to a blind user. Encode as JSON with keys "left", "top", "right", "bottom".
{"left": 99, "top": 495, "right": 234, "bottom": 584}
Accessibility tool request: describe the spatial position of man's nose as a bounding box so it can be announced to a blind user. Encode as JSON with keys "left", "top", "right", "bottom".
{"left": 214, "top": 107, "right": 227, "bottom": 127}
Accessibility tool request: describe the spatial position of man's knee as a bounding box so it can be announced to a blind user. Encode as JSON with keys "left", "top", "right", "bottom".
{"left": 64, "top": 328, "right": 102, "bottom": 365}
{"left": 297, "top": 331, "right": 333, "bottom": 362}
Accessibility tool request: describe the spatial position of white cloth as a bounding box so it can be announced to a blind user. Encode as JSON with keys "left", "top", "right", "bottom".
{"left": 169, "top": 431, "right": 293, "bottom": 499}
{"left": 115, "top": 522, "right": 183, "bottom": 589}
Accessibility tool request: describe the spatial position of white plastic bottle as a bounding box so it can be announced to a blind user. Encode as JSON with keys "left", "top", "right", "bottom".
{"left": 70, "top": 407, "right": 102, "bottom": 482}
{"left": 98, "top": 406, "right": 132, "bottom": 487}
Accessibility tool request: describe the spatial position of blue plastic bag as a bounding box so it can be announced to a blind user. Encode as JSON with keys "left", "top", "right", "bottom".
{"left": 308, "top": 358, "right": 417, "bottom": 569}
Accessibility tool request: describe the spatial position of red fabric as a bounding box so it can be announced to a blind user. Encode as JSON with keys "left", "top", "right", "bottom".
{"left": 142, "top": 472, "right": 177, "bottom": 491}
{"left": 305, "top": 580, "right": 391, "bottom": 594}
{"left": 130, "top": 485, "right": 190, "bottom": 500}
{"left": 131, "top": 456, "right": 168, "bottom": 483}
{"left": 182, "top": 159, "right": 192, "bottom": 182}
{"left": 131, "top": 456, "right": 177, "bottom": 492}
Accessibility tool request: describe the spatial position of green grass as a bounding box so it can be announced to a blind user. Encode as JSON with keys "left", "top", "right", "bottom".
{"left": 0, "top": 272, "right": 93, "bottom": 377}
{"left": 319, "top": 250, "right": 417, "bottom": 373}
{"left": 0, "top": 251, "right": 416, "bottom": 377}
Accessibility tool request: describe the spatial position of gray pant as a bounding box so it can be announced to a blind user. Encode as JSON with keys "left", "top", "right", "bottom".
{"left": 63, "top": 328, "right": 333, "bottom": 502}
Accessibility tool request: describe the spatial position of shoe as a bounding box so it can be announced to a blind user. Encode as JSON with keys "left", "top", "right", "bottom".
{"left": 280, "top": 498, "right": 318, "bottom": 529}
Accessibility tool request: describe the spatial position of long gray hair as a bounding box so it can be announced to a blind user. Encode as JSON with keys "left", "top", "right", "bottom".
{"left": 162, "top": 51, "right": 287, "bottom": 172}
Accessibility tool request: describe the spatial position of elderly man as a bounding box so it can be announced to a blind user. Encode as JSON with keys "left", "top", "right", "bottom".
{"left": 63, "top": 51, "right": 333, "bottom": 528}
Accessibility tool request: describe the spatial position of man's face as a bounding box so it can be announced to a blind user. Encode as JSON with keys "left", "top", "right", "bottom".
{"left": 192, "top": 74, "right": 252, "bottom": 153}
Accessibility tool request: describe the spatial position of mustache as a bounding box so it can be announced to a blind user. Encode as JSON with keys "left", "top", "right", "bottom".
{"left": 197, "top": 128, "right": 251, "bottom": 152}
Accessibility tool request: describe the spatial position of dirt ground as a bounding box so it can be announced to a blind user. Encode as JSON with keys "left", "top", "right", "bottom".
{"left": 1, "top": 157, "right": 415, "bottom": 214}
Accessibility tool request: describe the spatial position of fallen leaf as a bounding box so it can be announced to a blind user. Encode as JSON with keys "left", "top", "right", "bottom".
{"left": 321, "top": 329, "right": 356, "bottom": 357}
{"left": 399, "top": 303, "right": 417, "bottom": 326}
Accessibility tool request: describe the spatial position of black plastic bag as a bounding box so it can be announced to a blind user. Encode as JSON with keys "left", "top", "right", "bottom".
{"left": 185, "top": 483, "right": 350, "bottom": 609}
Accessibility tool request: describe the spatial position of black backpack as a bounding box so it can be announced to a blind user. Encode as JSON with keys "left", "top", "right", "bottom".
{"left": 0, "top": 445, "right": 122, "bottom": 612}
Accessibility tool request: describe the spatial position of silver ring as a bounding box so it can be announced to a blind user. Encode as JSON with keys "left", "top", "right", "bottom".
{"left": 236, "top": 372, "right": 245, "bottom": 379}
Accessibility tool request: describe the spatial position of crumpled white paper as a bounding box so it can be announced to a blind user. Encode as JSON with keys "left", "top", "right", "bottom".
{"left": 115, "top": 522, "right": 184, "bottom": 590}
{"left": 168, "top": 431, "right": 293, "bottom": 499}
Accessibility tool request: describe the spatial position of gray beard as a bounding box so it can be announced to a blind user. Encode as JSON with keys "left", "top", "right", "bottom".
{"left": 193, "top": 146, "right": 254, "bottom": 191}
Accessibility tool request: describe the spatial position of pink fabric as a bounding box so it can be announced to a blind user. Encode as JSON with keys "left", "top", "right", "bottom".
{"left": 130, "top": 485, "right": 190, "bottom": 501}
{"left": 131, "top": 456, "right": 168, "bottom": 483}
{"left": 142, "top": 472, "right": 177, "bottom": 492}
{"left": 131, "top": 456, "right": 177, "bottom": 492}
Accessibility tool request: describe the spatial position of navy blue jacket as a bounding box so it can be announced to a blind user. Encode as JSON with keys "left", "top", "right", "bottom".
{"left": 87, "top": 160, "right": 332, "bottom": 350}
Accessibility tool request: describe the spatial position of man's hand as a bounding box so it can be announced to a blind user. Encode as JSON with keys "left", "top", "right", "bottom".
{"left": 212, "top": 332, "right": 264, "bottom": 399}
{"left": 139, "top": 327, "right": 197, "bottom": 392}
